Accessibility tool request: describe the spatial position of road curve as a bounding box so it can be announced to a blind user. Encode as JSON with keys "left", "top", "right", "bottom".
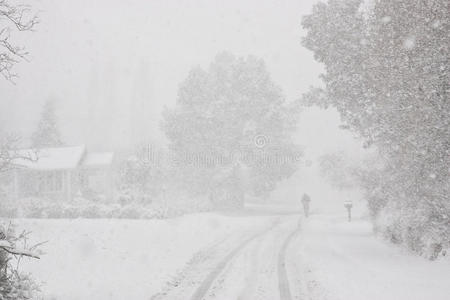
{"left": 151, "top": 214, "right": 301, "bottom": 300}
{"left": 189, "top": 220, "right": 281, "bottom": 300}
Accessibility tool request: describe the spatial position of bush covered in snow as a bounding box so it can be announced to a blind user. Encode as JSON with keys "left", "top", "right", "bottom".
{"left": 374, "top": 199, "right": 449, "bottom": 260}
{"left": 0, "top": 224, "right": 40, "bottom": 300}
{"left": 0, "top": 195, "right": 212, "bottom": 220}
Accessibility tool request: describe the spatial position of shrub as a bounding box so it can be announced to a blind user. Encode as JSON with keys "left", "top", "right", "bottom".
{"left": 0, "top": 224, "right": 40, "bottom": 300}
{"left": 1, "top": 195, "right": 213, "bottom": 221}
{"left": 374, "top": 202, "right": 450, "bottom": 259}
{"left": 117, "top": 205, "right": 141, "bottom": 219}
{"left": 81, "top": 205, "right": 101, "bottom": 219}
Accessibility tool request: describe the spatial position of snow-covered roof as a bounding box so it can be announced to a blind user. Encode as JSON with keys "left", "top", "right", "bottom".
{"left": 12, "top": 145, "right": 86, "bottom": 170}
{"left": 82, "top": 152, "right": 114, "bottom": 167}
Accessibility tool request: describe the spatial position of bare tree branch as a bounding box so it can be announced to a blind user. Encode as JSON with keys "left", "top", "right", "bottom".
{"left": 0, "top": 245, "right": 40, "bottom": 260}
{"left": 0, "top": 0, "right": 38, "bottom": 81}
{"left": 0, "top": 133, "right": 38, "bottom": 173}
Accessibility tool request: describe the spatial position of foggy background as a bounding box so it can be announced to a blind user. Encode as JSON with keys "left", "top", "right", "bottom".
{"left": 1, "top": 0, "right": 322, "bottom": 146}
{"left": 1, "top": 0, "right": 367, "bottom": 212}
{"left": 2, "top": 0, "right": 449, "bottom": 299}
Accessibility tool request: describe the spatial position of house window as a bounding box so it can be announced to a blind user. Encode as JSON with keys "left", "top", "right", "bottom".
{"left": 41, "top": 171, "right": 63, "bottom": 192}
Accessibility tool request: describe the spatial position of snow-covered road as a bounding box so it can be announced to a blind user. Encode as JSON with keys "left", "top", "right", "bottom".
{"left": 152, "top": 214, "right": 301, "bottom": 300}
{"left": 13, "top": 207, "right": 450, "bottom": 300}
{"left": 15, "top": 207, "right": 301, "bottom": 300}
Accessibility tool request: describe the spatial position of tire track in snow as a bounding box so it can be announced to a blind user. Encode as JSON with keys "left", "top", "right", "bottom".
{"left": 149, "top": 235, "right": 233, "bottom": 300}
{"left": 189, "top": 219, "right": 281, "bottom": 300}
{"left": 235, "top": 220, "right": 295, "bottom": 300}
{"left": 236, "top": 234, "right": 267, "bottom": 300}
{"left": 278, "top": 222, "right": 301, "bottom": 300}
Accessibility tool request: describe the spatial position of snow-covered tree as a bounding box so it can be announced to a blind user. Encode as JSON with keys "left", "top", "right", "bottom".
{"left": 118, "top": 144, "right": 167, "bottom": 202}
{"left": 302, "top": 0, "right": 449, "bottom": 258}
{"left": 0, "top": 134, "right": 41, "bottom": 299}
{"left": 1, "top": 3, "right": 41, "bottom": 297}
{"left": 318, "top": 151, "right": 359, "bottom": 191}
{"left": 31, "top": 100, "right": 63, "bottom": 148}
{"left": 163, "top": 52, "right": 301, "bottom": 208}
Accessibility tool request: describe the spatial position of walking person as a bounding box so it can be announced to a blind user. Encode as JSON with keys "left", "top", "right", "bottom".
{"left": 301, "top": 193, "right": 311, "bottom": 218}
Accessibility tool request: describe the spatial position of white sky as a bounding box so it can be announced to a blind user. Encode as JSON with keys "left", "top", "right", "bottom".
{"left": 0, "top": 0, "right": 366, "bottom": 161}
{"left": 0, "top": 0, "right": 369, "bottom": 209}
{"left": 1, "top": 0, "right": 323, "bottom": 144}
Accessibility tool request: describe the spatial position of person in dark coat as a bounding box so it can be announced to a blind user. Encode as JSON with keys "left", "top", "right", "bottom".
{"left": 301, "top": 193, "right": 311, "bottom": 217}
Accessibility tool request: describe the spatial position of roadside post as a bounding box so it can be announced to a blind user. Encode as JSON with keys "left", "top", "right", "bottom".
{"left": 162, "top": 185, "right": 168, "bottom": 216}
{"left": 344, "top": 201, "right": 353, "bottom": 222}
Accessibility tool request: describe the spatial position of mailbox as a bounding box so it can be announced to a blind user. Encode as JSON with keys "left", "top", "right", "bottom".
{"left": 344, "top": 201, "right": 353, "bottom": 222}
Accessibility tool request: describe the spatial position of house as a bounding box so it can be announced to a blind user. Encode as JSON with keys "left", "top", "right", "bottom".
{"left": 11, "top": 145, "right": 114, "bottom": 201}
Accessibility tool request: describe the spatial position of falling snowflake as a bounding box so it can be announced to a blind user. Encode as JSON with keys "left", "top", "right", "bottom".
{"left": 403, "top": 35, "right": 416, "bottom": 50}
{"left": 381, "top": 16, "right": 391, "bottom": 23}
{"left": 432, "top": 20, "right": 440, "bottom": 28}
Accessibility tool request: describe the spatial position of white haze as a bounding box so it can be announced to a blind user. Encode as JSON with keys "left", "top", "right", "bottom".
{"left": 1, "top": 0, "right": 327, "bottom": 149}
{"left": 2, "top": 0, "right": 449, "bottom": 299}
{"left": 0, "top": 0, "right": 369, "bottom": 215}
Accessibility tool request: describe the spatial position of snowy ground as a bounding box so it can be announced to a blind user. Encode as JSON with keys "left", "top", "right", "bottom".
{"left": 15, "top": 212, "right": 275, "bottom": 300}
{"left": 12, "top": 208, "right": 450, "bottom": 300}
{"left": 291, "top": 214, "right": 450, "bottom": 300}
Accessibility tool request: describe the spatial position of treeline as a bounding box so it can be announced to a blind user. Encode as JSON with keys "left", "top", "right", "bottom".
{"left": 301, "top": 0, "right": 449, "bottom": 259}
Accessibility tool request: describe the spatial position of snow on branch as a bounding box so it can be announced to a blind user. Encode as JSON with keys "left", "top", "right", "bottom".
{"left": 0, "top": 244, "right": 40, "bottom": 259}
{"left": 0, "top": 0, "right": 38, "bottom": 81}
{"left": 0, "top": 134, "right": 39, "bottom": 173}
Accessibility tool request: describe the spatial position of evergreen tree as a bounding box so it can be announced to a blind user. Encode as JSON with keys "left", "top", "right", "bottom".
{"left": 31, "top": 100, "right": 63, "bottom": 148}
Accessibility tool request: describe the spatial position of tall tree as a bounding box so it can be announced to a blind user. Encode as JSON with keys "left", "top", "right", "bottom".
{"left": 163, "top": 52, "right": 301, "bottom": 208}
{"left": 31, "top": 100, "right": 63, "bottom": 148}
{"left": 302, "top": 0, "right": 449, "bottom": 257}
